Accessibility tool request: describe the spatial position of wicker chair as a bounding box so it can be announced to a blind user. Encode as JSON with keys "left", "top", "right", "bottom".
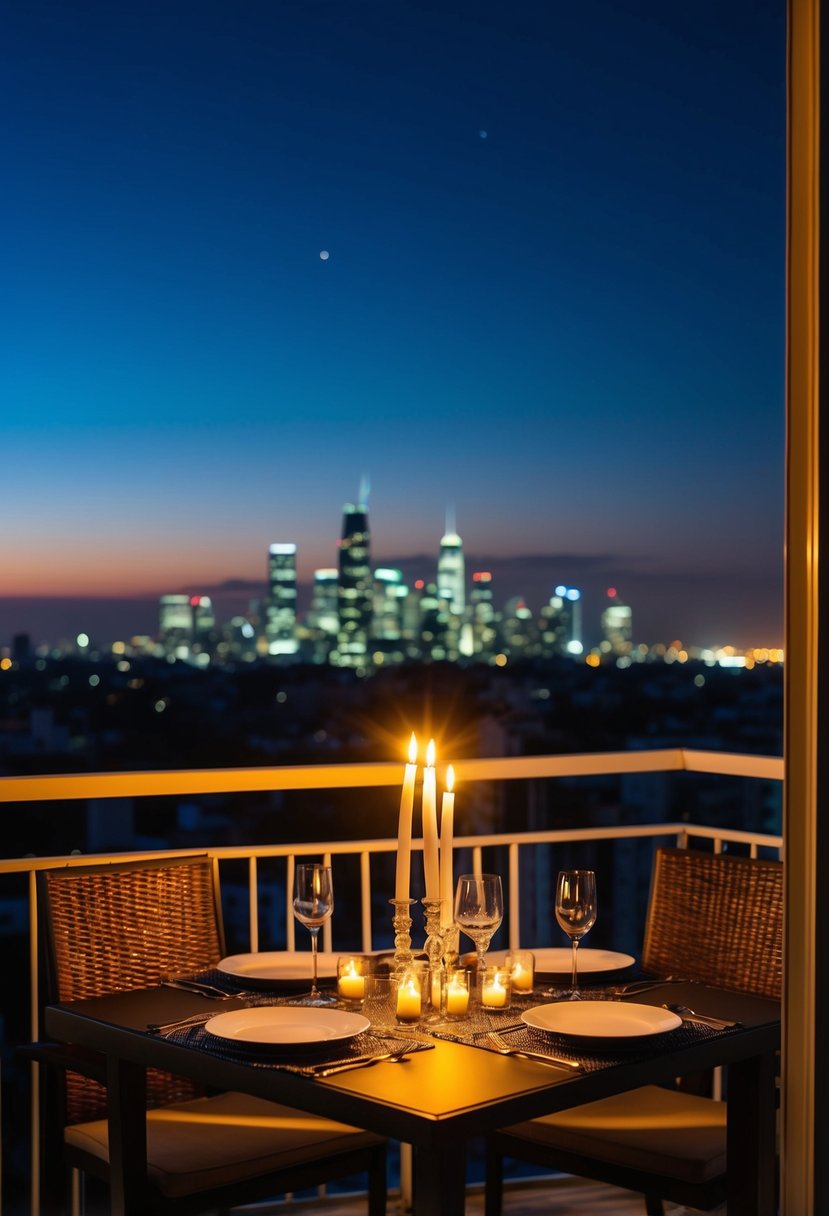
{"left": 484, "top": 846, "right": 783, "bottom": 1216}
{"left": 34, "top": 854, "right": 387, "bottom": 1215}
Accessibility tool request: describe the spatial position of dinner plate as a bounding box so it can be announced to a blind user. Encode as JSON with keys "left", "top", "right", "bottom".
{"left": 463, "top": 948, "right": 635, "bottom": 977}
{"left": 204, "top": 1006, "right": 370, "bottom": 1047}
{"left": 217, "top": 951, "right": 341, "bottom": 988}
{"left": 521, "top": 1000, "right": 682, "bottom": 1041}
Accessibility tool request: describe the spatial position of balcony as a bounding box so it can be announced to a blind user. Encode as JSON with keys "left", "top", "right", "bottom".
{"left": 0, "top": 747, "right": 783, "bottom": 1215}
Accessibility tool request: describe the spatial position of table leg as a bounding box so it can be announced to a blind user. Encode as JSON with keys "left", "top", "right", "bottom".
{"left": 727, "top": 1050, "right": 777, "bottom": 1216}
{"left": 106, "top": 1056, "right": 148, "bottom": 1216}
{"left": 413, "top": 1142, "right": 467, "bottom": 1215}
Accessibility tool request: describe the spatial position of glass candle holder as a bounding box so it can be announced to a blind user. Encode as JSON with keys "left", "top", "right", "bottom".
{"left": 363, "top": 974, "right": 396, "bottom": 1029}
{"left": 444, "top": 967, "right": 470, "bottom": 1019}
{"left": 396, "top": 961, "right": 428, "bottom": 1024}
{"left": 481, "top": 965, "right": 512, "bottom": 1010}
{"left": 337, "top": 955, "right": 369, "bottom": 1004}
{"left": 505, "top": 950, "right": 535, "bottom": 994}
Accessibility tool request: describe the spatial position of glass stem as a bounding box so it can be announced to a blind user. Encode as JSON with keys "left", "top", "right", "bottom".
{"left": 570, "top": 937, "right": 579, "bottom": 991}
{"left": 310, "top": 927, "right": 320, "bottom": 994}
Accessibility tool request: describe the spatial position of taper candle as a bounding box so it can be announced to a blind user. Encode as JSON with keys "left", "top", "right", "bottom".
{"left": 439, "top": 765, "right": 455, "bottom": 927}
{"left": 395, "top": 733, "right": 418, "bottom": 901}
{"left": 422, "top": 739, "right": 440, "bottom": 901}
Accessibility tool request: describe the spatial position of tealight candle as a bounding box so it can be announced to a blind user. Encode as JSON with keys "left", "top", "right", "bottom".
{"left": 482, "top": 967, "right": 511, "bottom": 1009}
{"left": 445, "top": 969, "right": 470, "bottom": 1018}
{"left": 337, "top": 957, "right": 367, "bottom": 1002}
{"left": 505, "top": 950, "right": 535, "bottom": 993}
{"left": 396, "top": 972, "right": 423, "bottom": 1023}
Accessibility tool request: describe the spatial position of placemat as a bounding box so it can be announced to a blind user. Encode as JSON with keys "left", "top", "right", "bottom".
{"left": 430, "top": 1006, "right": 734, "bottom": 1072}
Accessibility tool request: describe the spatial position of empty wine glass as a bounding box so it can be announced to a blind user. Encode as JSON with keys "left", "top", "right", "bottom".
{"left": 454, "top": 873, "right": 503, "bottom": 979}
{"left": 293, "top": 863, "right": 335, "bottom": 1005}
{"left": 555, "top": 869, "right": 597, "bottom": 999}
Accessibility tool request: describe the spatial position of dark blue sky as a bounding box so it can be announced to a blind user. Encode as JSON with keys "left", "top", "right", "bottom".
{"left": 2, "top": 1, "right": 786, "bottom": 647}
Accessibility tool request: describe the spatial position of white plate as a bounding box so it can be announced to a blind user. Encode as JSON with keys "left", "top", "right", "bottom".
{"left": 217, "top": 951, "right": 341, "bottom": 986}
{"left": 521, "top": 1000, "right": 682, "bottom": 1041}
{"left": 466, "top": 948, "right": 635, "bottom": 976}
{"left": 204, "top": 1006, "right": 370, "bottom": 1047}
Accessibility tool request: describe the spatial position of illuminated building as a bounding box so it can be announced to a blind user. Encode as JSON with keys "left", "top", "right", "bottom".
{"left": 265, "top": 543, "right": 299, "bottom": 658}
{"left": 308, "top": 569, "right": 339, "bottom": 637}
{"left": 335, "top": 483, "right": 372, "bottom": 668}
{"left": 601, "top": 587, "right": 633, "bottom": 659}
{"left": 158, "top": 594, "right": 193, "bottom": 657}
{"left": 373, "top": 568, "right": 407, "bottom": 640}
{"left": 468, "top": 571, "right": 498, "bottom": 661}
{"left": 502, "top": 596, "right": 538, "bottom": 657}
{"left": 540, "top": 585, "right": 583, "bottom": 658}
{"left": 437, "top": 511, "right": 465, "bottom": 616}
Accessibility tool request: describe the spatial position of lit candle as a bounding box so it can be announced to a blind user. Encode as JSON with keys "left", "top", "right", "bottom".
{"left": 439, "top": 765, "right": 455, "bottom": 928}
{"left": 395, "top": 734, "right": 418, "bottom": 902}
{"left": 445, "top": 974, "right": 469, "bottom": 1016}
{"left": 422, "top": 739, "right": 440, "bottom": 901}
{"left": 506, "top": 951, "right": 535, "bottom": 992}
{"left": 396, "top": 974, "right": 422, "bottom": 1022}
{"left": 510, "top": 963, "right": 532, "bottom": 992}
{"left": 337, "top": 959, "right": 366, "bottom": 1001}
{"left": 482, "top": 971, "right": 510, "bottom": 1009}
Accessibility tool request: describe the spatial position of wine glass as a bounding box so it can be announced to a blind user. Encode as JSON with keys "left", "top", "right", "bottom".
{"left": 293, "top": 863, "right": 335, "bottom": 1005}
{"left": 454, "top": 874, "right": 503, "bottom": 979}
{"left": 555, "top": 869, "right": 597, "bottom": 999}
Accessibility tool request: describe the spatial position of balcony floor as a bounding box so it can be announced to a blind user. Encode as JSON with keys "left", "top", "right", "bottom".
{"left": 232, "top": 1178, "right": 724, "bottom": 1215}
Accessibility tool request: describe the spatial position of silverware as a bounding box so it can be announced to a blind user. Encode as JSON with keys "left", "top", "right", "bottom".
{"left": 309, "top": 1043, "right": 414, "bottom": 1076}
{"left": 607, "top": 977, "right": 687, "bottom": 996}
{"left": 148, "top": 1013, "right": 215, "bottom": 1035}
{"left": 663, "top": 1003, "right": 741, "bottom": 1030}
{"left": 471, "top": 1022, "right": 524, "bottom": 1037}
{"left": 162, "top": 978, "right": 234, "bottom": 999}
{"left": 484, "top": 1031, "right": 582, "bottom": 1070}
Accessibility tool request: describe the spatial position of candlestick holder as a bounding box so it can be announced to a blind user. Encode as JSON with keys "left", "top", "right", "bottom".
{"left": 442, "top": 924, "right": 460, "bottom": 971}
{"left": 389, "top": 898, "right": 416, "bottom": 974}
{"left": 421, "top": 896, "right": 448, "bottom": 1015}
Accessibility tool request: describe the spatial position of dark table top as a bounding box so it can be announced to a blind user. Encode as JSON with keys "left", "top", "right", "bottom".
{"left": 45, "top": 980, "right": 780, "bottom": 1150}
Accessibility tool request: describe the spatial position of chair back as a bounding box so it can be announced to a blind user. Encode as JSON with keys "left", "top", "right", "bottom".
{"left": 39, "top": 853, "right": 225, "bottom": 1123}
{"left": 641, "top": 847, "right": 783, "bottom": 1000}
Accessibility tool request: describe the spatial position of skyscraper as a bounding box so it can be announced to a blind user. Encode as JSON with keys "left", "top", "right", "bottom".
{"left": 265, "top": 543, "right": 299, "bottom": 657}
{"left": 335, "top": 481, "right": 372, "bottom": 667}
{"left": 158, "top": 594, "right": 193, "bottom": 656}
{"left": 540, "top": 586, "right": 583, "bottom": 657}
{"left": 437, "top": 510, "right": 465, "bottom": 616}
{"left": 601, "top": 588, "right": 633, "bottom": 658}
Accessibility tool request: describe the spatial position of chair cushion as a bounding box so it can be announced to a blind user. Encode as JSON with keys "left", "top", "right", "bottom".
{"left": 499, "top": 1085, "right": 727, "bottom": 1185}
{"left": 65, "top": 1090, "right": 384, "bottom": 1199}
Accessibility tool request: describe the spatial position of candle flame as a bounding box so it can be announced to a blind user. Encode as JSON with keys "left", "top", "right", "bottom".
{"left": 446, "top": 764, "right": 455, "bottom": 793}
{"left": 426, "top": 738, "right": 436, "bottom": 767}
{"left": 407, "top": 733, "right": 418, "bottom": 764}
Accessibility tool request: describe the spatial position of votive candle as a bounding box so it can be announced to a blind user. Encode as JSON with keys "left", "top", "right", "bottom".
{"left": 396, "top": 973, "right": 422, "bottom": 1023}
{"left": 337, "top": 958, "right": 366, "bottom": 1001}
{"left": 445, "top": 970, "right": 470, "bottom": 1017}
{"left": 482, "top": 968, "right": 511, "bottom": 1009}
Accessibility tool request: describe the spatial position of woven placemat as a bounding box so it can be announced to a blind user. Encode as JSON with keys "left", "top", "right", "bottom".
{"left": 430, "top": 1008, "right": 731, "bottom": 1072}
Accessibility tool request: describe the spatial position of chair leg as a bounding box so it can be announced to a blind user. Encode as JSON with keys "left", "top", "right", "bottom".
{"left": 484, "top": 1140, "right": 504, "bottom": 1216}
{"left": 367, "top": 1143, "right": 387, "bottom": 1216}
{"left": 644, "top": 1195, "right": 665, "bottom": 1216}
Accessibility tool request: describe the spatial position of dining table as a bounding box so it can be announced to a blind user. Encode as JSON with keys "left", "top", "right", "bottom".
{"left": 44, "top": 977, "right": 780, "bottom": 1216}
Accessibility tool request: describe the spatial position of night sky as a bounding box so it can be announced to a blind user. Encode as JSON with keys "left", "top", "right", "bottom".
{"left": 3, "top": 1, "right": 786, "bottom": 648}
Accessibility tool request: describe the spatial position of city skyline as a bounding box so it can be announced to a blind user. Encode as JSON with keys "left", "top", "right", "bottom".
{"left": 3, "top": 2, "right": 785, "bottom": 646}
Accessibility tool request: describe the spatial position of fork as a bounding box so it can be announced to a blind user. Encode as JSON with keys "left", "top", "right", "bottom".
{"left": 308, "top": 1042, "right": 416, "bottom": 1076}
{"left": 162, "top": 977, "right": 236, "bottom": 999}
{"left": 485, "top": 1031, "right": 582, "bottom": 1070}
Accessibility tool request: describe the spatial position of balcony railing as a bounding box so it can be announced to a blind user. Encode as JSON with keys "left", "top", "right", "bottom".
{"left": 0, "top": 748, "right": 784, "bottom": 1215}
